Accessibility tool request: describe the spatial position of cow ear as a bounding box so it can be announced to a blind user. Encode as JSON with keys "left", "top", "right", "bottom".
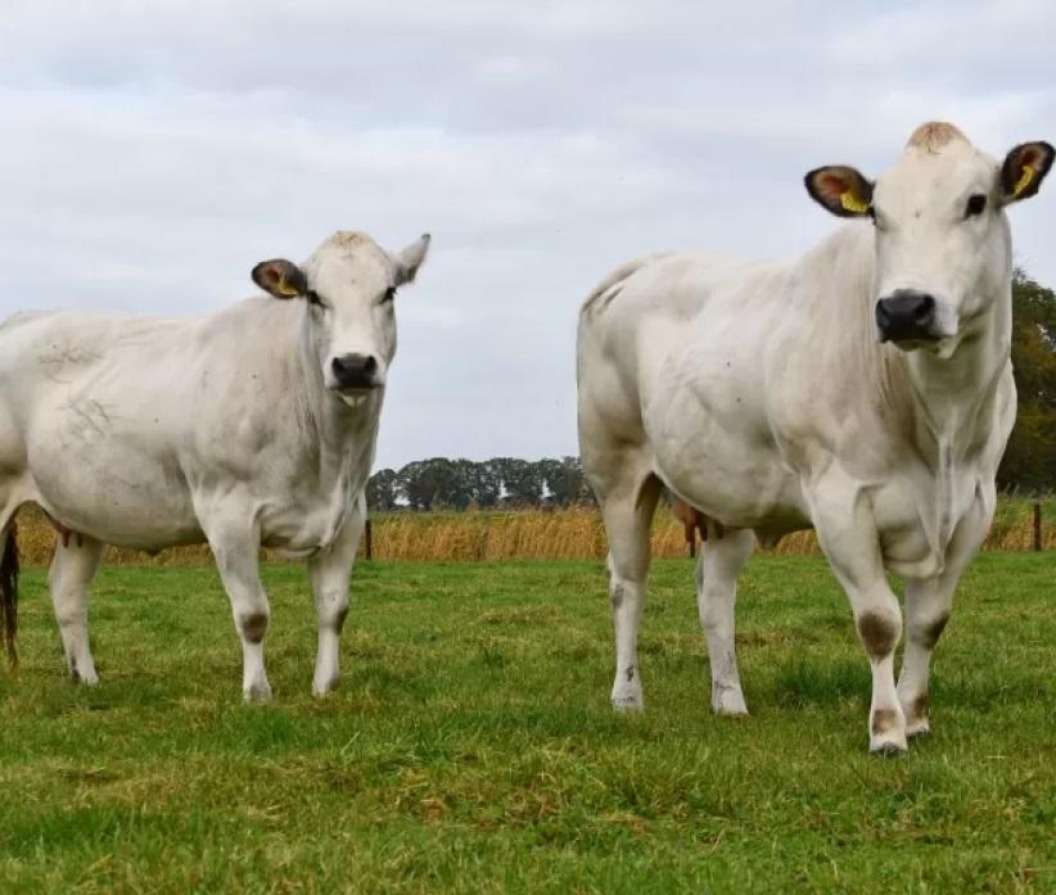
{"left": 804, "top": 165, "right": 874, "bottom": 218}
{"left": 1000, "top": 141, "right": 1054, "bottom": 205}
{"left": 251, "top": 259, "right": 308, "bottom": 299}
{"left": 393, "top": 234, "right": 431, "bottom": 286}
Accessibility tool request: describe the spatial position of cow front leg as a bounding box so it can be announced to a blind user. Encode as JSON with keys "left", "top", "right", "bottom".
{"left": 898, "top": 501, "right": 989, "bottom": 737}
{"left": 207, "top": 525, "right": 272, "bottom": 702}
{"left": 307, "top": 496, "right": 365, "bottom": 696}
{"left": 813, "top": 490, "right": 906, "bottom": 754}
{"left": 897, "top": 576, "right": 954, "bottom": 738}
{"left": 696, "top": 528, "right": 755, "bottom": 715}
{"left": 48, "top": 534, "right": 104, "bottom": 684}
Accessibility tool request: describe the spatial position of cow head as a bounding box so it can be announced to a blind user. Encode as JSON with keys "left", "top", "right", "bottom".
{"left": 806, "top": 122, "right": 1052, "bottom": 354}
{"left": 252, "top": 231, "right": 429, "bottom": 401}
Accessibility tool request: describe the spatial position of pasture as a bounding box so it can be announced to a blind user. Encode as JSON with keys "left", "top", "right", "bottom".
{"left": 1, "top": 554, "right": 1054, "bottom": 894}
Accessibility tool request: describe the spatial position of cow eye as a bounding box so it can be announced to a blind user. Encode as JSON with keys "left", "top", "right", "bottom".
{"left": 965, "top": 194, "right": 987, "bottom": 218}
{"left": 306, "top": 290, "right": 326, "bottom": 308}
{"left": 381, "top": 287, "right": 397, "bottom": 304}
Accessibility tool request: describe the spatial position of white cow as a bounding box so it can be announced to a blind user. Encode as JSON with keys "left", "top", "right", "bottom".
{"left": 577, "top": 122, "right": 1052, "bottom": 752}
{"left": 0, "top": 230, "right": 429, "bottom": 699}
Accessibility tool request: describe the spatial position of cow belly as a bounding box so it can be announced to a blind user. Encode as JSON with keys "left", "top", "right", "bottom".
{"left": 643, "top": 353, "right": 808, "bottom": 529}
{"left": 31, "top": 465, "right": 201, "bottom": 551}
{"left": 25, "top": 427, "right": 198, "bottom": 550}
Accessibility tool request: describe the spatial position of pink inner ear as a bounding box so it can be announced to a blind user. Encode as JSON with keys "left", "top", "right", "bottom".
{"left": 1020, "top": 144, "right": 1044, "bottom": 171}
{"left": 816, "top": 172, "right": 849, "bottom": 201}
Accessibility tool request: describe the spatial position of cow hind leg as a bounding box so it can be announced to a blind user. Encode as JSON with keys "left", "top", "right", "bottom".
{"left": 599, "top": 471, "right": 662, "bottom": 711}
{"left": 696, "top": 527, "right": 755, "bottom": 715}
{"left": 206, "top": 523, "right": 272, "bottom": 702}
{"left": 307, "top": 495, "right": 365, "bottom": 696}
{"left": 48, "top": 534, "right": 104, "bottom": 684}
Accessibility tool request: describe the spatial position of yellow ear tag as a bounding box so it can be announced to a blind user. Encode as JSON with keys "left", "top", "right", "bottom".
{"left": 1013, "top": 166, "right": 1034, "bottom": 198}
{"left": 275, "top": 278, "right": 301, "bottom": 297}
{"left": 841, "top": 190, "right": 870, "bottom": 214}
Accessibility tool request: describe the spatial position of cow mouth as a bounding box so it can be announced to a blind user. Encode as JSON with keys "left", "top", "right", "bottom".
{"left": 332, "top": 382, "right": 382, "bottom": 404}
{"left": 334, "top": 382, "right": 379, "bottom": 393}
{"left": 879, "top": 331, "right": 943, "bottom": 349}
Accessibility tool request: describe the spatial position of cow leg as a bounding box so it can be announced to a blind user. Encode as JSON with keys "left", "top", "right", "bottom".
{"left": 898, "top": 500, "right": 990, "bottom": 737}
{"left": 307, "top": 496, "right": 365, "bottom": 696}
{"left": 600, "top": 474, "right": 662, "bottom": 711}
{"left": 48, "top": 535, "right": 104, "bottom": 684}
{"left": 696, "top": 528, "right": 755, "bottom": 715}
{"left": 207, "top": 526, "right": 272, "bottom": 702}
{"left": 897, "top": 576, "right": 955, "bottom": 738}
{"left": 813, "top": 491, "right": 906, "bottom": 754}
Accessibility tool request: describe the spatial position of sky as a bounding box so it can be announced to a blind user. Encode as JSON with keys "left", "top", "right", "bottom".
{"left": 2, "top": 0, "right": 1054, "bottom": 470}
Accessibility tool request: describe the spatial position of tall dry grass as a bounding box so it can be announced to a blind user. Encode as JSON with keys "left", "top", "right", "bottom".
{"left": 8, "top": 499, "right": 1056, "bottom": 566}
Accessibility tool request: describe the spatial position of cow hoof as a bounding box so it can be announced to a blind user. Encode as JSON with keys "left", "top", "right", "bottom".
{"left": 612, "top": 694, "right": 644, "bottom": 712}
{"left": 312, "top": 679, "right": 339, "bottom": 698}
{"left": 869, "top": 736, "right": 908, "bottom": 756}
{"left": 71, "top": 670, "right": 99, "bottom": 687}
{"left": 712, "top": 688, "right": 749, "bottom": 716}
{"left": 906, "top": 719, "right": 931, "bottom": 739}
{"left": 243, "top": 682, "right": 273, "bottom": 703}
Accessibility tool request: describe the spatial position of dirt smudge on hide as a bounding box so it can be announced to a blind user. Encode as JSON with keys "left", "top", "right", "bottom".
{"left": 857, "top": 611, "right": 899, "bottom": 659}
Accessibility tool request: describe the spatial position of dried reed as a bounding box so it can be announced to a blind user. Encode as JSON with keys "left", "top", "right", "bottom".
{"left": 7, "top": 500, "right": 1055, "bottom": 566}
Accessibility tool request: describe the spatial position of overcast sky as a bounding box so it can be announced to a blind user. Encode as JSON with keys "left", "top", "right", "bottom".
{"left": 2, "top": 0, "right": 1054, "bottom": 470}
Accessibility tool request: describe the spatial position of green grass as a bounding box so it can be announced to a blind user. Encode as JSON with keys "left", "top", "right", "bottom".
{"left": 1, "top": 554, "right": 1055, "bottom": 894}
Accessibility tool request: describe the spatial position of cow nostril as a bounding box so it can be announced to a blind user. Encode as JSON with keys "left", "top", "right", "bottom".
{"left": 363, "top": 356, "right": 377, "bottom": 375}
{"left": 914, "top": 295, "right": 935, "bottom": 320}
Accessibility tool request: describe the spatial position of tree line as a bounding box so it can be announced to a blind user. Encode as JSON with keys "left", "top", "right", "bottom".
{"left": 369, "top": 272, "right": 1056, "bottom": 510}
{"left": 368, "top": 457, "right": 595, "bottom": 511}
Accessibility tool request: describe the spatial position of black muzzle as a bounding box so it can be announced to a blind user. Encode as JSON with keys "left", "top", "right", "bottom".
{"left": 331, "top": 353, "right": 378, "bottom": 389}
{"left": 875, "top": 290, "right": 937, "bottom": 343}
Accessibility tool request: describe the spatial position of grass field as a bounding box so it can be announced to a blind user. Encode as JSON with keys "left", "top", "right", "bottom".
{"left": 1, "top": 554, "right": 1055, "bottom": 893}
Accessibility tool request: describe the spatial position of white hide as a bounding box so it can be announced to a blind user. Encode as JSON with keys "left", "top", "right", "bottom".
{"left": 0, "top": 230, "right": 429, "bottom": 698}
{"left": 577, "top": 123, "right": 1050, "bottom": 752}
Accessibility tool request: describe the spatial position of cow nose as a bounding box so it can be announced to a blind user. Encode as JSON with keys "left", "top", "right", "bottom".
{"left": 331, "top": 353, "right": 378, "bottom": 389}
{"left": 875, "top": 290, "right": 936, "bottom": 342}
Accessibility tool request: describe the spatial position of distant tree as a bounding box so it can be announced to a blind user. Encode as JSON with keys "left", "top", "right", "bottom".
{"left": 490, "top": 457, "right": 544, "bottom": 506}
{"left": 538, "top": 456, "right": 593, "bottom": 506}
{"left": 999, "top": 271, "right": 1056, "bottom": 492}
{"left": 458, "top": 458, "right": 501, "bottom": 508}
{"left": 366, "top": 468, "right": 398, "bottom": 511}
{"left": 393, "top": 457, "right": 482, "bottom": 510}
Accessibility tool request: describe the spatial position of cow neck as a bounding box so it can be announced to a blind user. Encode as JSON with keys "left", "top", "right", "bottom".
{"left": 888, "top": 286, "right": 1011, "bottom": 463}
{"left": 296, "top": 310, "right": 381, "bottom": 484}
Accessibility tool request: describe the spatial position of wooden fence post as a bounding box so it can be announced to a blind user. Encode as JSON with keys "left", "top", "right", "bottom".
{"left": 365, "top": 518, "right": 373, "bottom": 560}
{"left": 1033, "top": 501, "right": 1042, "bottom": 552}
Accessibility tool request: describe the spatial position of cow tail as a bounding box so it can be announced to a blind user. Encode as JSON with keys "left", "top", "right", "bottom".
{"left": 0, "top": 523, "right": 19, "bottom": 671}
